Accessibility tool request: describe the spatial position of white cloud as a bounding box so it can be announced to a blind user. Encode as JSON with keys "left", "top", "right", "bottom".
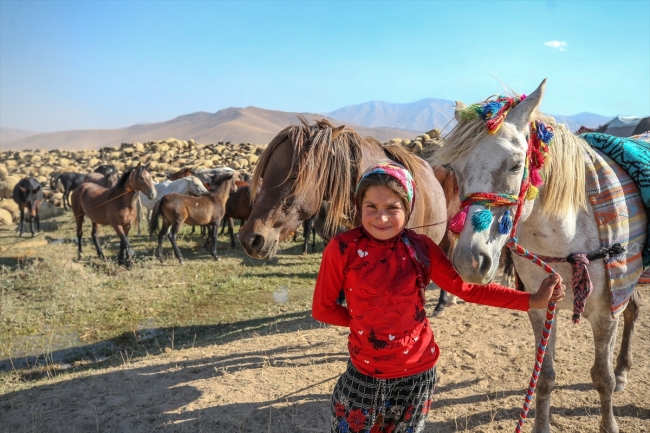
{"left": 544, "top": 40, "right": 567, "bottom": 51}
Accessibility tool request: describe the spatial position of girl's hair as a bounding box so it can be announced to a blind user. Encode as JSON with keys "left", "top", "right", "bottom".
{"left": 354, "top": 173, "right": 411, "bottom": 220}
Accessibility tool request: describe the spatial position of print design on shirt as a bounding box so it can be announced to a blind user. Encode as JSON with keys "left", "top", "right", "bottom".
{"left": 367, "top": 329, "right": 389, "bottom": 350}
{"left": 414, "top": 305, "right": 426, "bottom": 323}
{"left": 338, "top": 239, "right": 348, "bottom": 256}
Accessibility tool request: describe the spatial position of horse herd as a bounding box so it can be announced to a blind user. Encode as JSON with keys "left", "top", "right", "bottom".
{"left": 6, "top": 80, "right": 649, "bottom": 433}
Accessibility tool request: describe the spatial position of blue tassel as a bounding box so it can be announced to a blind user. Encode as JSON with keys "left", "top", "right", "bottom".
{"left": 471, "top": 209, "right": 493, "bottom": 232}
{"left": 499, "top": 209, "right": 513, "bottom": 235}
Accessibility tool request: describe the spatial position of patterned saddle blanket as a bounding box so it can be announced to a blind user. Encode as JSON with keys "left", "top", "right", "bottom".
{"left": 583, "top": 149, "right": 646, "bottom": 317}
{"left": 582, "top": 133, "right": 650, "bottom": 269}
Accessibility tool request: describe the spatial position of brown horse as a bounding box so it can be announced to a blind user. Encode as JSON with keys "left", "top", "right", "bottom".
{"left": 83, "top": 172, "right": 118, "bottom": 189}
{"left": 168, "top": 167, "right": 193, "bottom": 181}
{"left": 222, "top": 184, "right": 254, "bottom": 248}
{"left": 71, "top": 164, "right": 156, "bottom": 267}
{"left": 150, "top": 172, "right": 238, "bottom": 263}
{"left": 239, "top": 117, "right": 448, "bottom": 259}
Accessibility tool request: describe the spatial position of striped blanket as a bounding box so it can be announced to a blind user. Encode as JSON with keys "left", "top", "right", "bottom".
{"left": 584, "top": 149, "right": 647, "bottom": 317}
{"left": 582, "top": 133, "right": 650, "bottom": 268}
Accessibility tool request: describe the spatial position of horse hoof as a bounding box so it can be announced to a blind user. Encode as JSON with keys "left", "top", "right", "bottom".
{"left": 178, "top": 260, "right": 184, "bottom": 265}
{"left": 213, "top": 256, "right": 221, "bottom": 261}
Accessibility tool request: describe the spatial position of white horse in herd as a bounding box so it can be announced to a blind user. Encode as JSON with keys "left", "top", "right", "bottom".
{"left": 433, "top": 79, "right": 647, "bottom": 433}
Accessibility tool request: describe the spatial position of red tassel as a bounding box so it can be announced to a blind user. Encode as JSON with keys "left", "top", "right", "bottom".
{"left": 530, "top": 168, "right": 543, "bottom": 187}
{"left": 449, "top": 207, "right": 468, "bottom": 234}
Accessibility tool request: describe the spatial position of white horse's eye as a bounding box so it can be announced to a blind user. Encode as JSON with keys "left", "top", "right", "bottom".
{"left": 510, "top": 162, "right": 523, "bottom": 172}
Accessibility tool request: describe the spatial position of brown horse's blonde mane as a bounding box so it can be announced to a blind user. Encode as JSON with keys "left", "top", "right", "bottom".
{"left": 251, "top": 117, "right": 423, "bottom": 236}
{"left": 434, "top": 108, "right": 592, "bottom": 218}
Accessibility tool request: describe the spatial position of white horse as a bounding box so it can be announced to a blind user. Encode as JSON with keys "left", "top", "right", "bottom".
{"left": 137, "top": 176, "right": 209, "bottom": 234}
{"left": 433, "top": 79, "right": 646, "bottom": 433}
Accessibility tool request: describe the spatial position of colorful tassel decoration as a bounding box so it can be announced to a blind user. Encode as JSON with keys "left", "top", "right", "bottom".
{"left": 449, "top": 207, "right": 468, "bottom": 234}
{"left": 530, "top": 168, "right": 543, "bottom": 187}
{"left": 526, "top": 185, "right": 539, "bottom": 200}
{"left": 471, "top": 209, "right": 493, "bottom": 232}
{"left": 499, "top": 209, "right": 513, "bottom": 235}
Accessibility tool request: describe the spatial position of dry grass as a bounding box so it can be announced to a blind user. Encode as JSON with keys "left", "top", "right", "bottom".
{"left": 0, "top": 213, "right": 323, "bottom": 388}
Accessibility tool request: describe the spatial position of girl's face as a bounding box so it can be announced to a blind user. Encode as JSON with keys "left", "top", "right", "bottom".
{"left": 360, "top": 185, "right": 407, "bottom": 240}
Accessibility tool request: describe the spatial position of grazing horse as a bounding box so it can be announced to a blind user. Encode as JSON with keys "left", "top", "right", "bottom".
{"left": 54, "top": 172, "right": 86, "bottom": 210}
{"left": 433, "top": 79, "right": 647, "bottom": 433}
{"left": 12, "top": 177, "right": 44, "bottom": 237}
{"left": 150, "top": 172, "right": 238, "bottom": 263}
{"left": 83, "top": 172, "right": 118, "bottom": 189}
{"left": 71, "top": 164, "right": 156, "bottom": 267}
{"left": 168, "top": 167, "right": 194, "bottom": 181}
{"left": 239, "top": 117, "right": 448, "bottom": 259}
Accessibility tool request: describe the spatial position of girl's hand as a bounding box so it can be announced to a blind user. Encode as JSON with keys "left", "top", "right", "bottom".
{"left": 529, "top": 274, "right": 566, "bottom": 309}
{"left": 419, "top": 287, "right": 427, "bottom": 307}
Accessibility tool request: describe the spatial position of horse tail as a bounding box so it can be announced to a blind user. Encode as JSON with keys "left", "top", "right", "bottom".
{"left": 149, "top": 199, "right": 163, "bottom": 236}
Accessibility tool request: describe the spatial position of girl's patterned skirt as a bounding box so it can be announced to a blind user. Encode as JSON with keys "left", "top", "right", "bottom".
{"left": 330, "top": 361, "right": 437, "bottom": 433}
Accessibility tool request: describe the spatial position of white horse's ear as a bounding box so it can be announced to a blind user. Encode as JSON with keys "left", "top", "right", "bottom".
{"left": 454, "top": 101, "right": 467, "bottom": 122}
{"left": 506, "top": 79, "right": 547, "bottom": 131}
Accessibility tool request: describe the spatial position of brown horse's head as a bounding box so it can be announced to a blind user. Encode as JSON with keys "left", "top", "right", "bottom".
{"left": 128, "top": 163, "right": 157, "bottom": 200}
{"left": 239, "top": 117, "right": 361, "bottom": 259}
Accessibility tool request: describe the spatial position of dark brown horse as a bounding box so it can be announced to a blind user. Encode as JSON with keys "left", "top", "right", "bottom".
{"left": 239, "top": 117, "right": 448, "bottom": 259}
{"left": 71, "top": 164, "right": 156, "bottom": 267}
{"left": 12, "top": 177, "right": 44, "bottom": 237}
{"left": 150, "top": 172, "right": 238, "bottom": 263}
{"left": 168, "top": 167, "right": 194, "bottom": 181}
{"left": 222, "top": 184, "right": 254, "bottom": 248}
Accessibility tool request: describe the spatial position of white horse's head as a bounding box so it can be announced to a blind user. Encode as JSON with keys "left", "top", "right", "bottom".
{"left": 435, "top": 80, "right": 548, "bottom": 284}
{"left": 188, "top": 176, "right": 209, "bottom": 196}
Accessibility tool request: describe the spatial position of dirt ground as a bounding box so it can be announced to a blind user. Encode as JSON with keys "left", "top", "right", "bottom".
{"left": 1, "top": 286, "right": 649, "bottom": 433}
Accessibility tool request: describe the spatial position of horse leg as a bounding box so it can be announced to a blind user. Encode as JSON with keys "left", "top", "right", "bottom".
{"left": 29, "top": 213, "right": 35, "bottom": 237}
{"left": 220, "top": 217, "right": 227, "bottom": 235}
{"left": 588, "top": 313, "right": 620, "bottom": 433}
{"left": 228, "top": 217, "right": 235, "bottom": 248}
{"left": 433, "top": 289, "right": 450, "bottom": 317}
{"left": 528, "top": 307, "right": 558, "bottom": 433}
{"left": 614, "top": 291, "right": 639, "bottom": 392}
{"left": 18, "top": 206, "right": 25, "bottom": 237}
{"left": 156, "top": 220, "right": 170, "bottom": 262}
{"left": 75, "top": 214, "right": 84, "bottom": 259}
{"left": 311, "top": 224, "right": 316, "bottom": 252}
{"left": 91, "top": 222, "right": 104, "bottom": 259}
{"left": 169, "top": 223, "right": 185, "bottom": 265}
{"left": 35, "top": 213, "right": 40, "bottom": 233}
{"left": 64, "top": 185, "right": 71, "bottom": 211}
{"left": 114, "top": 225, "right": 132, "bottom": 268}
{"left": 210, "top": 221, "right": 220, "bottom": 260}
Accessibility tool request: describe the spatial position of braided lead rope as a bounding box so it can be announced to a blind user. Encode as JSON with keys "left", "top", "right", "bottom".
{"left": 505, "top": 238, "right": 557, "bottom": 433}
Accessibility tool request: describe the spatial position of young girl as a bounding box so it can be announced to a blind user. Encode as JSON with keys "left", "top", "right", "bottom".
{"left": 312, "top": 162, "right": 565, "bottom": 433}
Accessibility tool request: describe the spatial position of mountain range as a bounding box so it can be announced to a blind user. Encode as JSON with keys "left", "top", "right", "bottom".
{"left": 1, "top": 99, "right": 614, "bottom": 151}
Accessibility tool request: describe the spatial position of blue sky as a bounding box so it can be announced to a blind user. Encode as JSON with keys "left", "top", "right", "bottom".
{"left": 1, "top": 0, "right": 648, "bottom": 132}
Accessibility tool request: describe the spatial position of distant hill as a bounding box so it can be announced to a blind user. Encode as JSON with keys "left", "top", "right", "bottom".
{"left": 324, "top": 99, "right": 613, "bottom": 135}
{"left": 553, "top": 112, "right": 612, "bottom": 132}
{"left": 324, "top": 98, "right": 455, "bottom": 132}
{"left": 0, "top": 127, "right": 38, "bottom": 144}
{"left": 2, "top": 107, "right": 422, "bottom": 151}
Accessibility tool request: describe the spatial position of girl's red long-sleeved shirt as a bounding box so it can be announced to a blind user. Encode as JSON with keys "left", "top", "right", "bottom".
{"left": 312, "top": 227, "right": 530, "bottom": 379}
